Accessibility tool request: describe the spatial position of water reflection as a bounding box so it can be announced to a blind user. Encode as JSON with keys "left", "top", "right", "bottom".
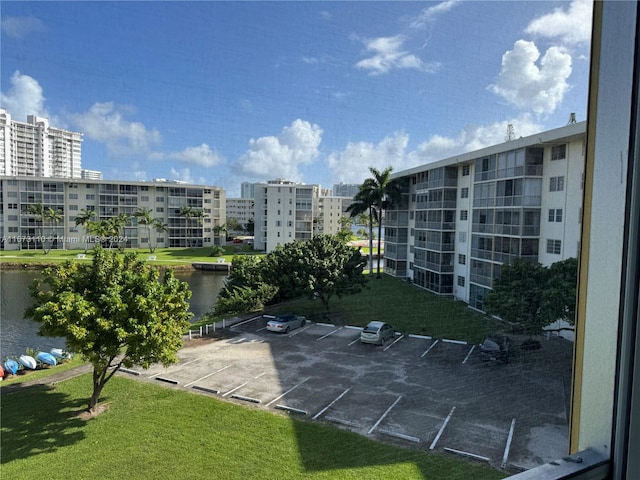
{"left": 0, "top": 269, "right": 225, "bottom": 358}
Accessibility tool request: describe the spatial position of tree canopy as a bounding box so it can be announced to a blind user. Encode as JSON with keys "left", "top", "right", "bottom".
{"left": 26, "top": 247, "right": 192, "bottom": 412}
{"left": 483, "top": 258, "right": 578, "bottom": 335}
{"left": 213, "top": 234, "right": 367, "bottom": 318}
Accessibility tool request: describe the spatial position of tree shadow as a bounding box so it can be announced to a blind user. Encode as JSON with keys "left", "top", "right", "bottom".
{"left": 1, "top": 385, "right": 87, "bottom": 464}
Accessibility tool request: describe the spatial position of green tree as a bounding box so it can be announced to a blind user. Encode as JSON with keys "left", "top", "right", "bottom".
{"left": 26, "top": 247, "right": 192, "bottom": 413}
{"left": 245, "top": 218, "right": 255, "bottom": 236}
{"left": 262, "top": 235, "right": 367, "bottom": 313}
{"left": 27, "top": 203, "right": 63, "bottom": 254}
{"left": 75, "top": 208, "right": 97, "bottom": 253}
{"left": 213, "top": 223, "right": 227, "bottom": 246}
{"left": 484, "top": 259, "right": 550, "bottom": 336}
{"left": 347, "top": 181, "right": 378, "bottom": 274}
{"left": 134, "top": 208, "right": 166, "bottom": 253}
{"left": 541, "top": 257, "right": 579, "bottom": 326}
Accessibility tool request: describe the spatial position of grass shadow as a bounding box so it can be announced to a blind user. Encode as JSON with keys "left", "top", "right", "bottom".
{"left": 1, "top": 384, "right": 87, "bottom": 463}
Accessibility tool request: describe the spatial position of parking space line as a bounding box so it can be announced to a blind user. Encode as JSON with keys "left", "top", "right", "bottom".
{"left": 231, "top": 316, "right": 264, "bottom": 329}
{"left": 325, "top": 416, "right": 360, "bottom": 428}
{"left": 222, "top": 372, "right": 266, "bottom": 397}
{"left": 421, "top": 339, "right": 439, "bottom": 357}
{"left": 348, "top": 337, "right": 361, "bottom": 346}
{"left": 316, "top": 322, "right": 335, "bottom": 327}
{"left": 429, "top": 406, "right": 456, "bottom": 450}
{"left": 378, "top": 429, "right": 421, "bottom": 443}
{"left": 184, "top": 364, "right": 233, "bottom": 387}
{"left": 312, "top": 387, "right": 351, "bottom": 420}
{"left": 462, "top": 345, "right": 476, "bottom": 364}
{"left": 316, "top": 327, "right": 343, "bottom": 341}
{"left": 368, "top": 395, "right": 403, "bottom": 434}
{"left": 275, "top": 405, "right": 308, "bottom": 415}
{"left": 409, "top": 334, "right": 432, "bottom": 340}
{"left": 442, "top": 338, "right": 467, "bottom": 345}
{"left": 266, "top": 377, "right": 310, "bottom": 407}
{"left": 502, "top": 418, "right": 516, "bottom": 468}
{"left": 444, "top": 447, "right": 490, "bottom": 462}
{"left": 289, "top": 323, "right": 313, "bottom": 336}
{"left": 383, "top": 334, "right": 405, "bottom": 351}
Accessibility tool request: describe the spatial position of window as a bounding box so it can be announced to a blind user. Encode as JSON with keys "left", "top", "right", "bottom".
{"left": 461, "top": 187, "right": 469, "bottom": 199}
{"left": 69, "top": 205, "right": 78, "bottom": 211}
{"left": 141, "top": 196, "right": 149, "bottom": 202}
{"left": 460, "top": 210, "right": 468, "bottom": 221}
{"left": 457, "top": 275, "right": 465, "bottom": 287}
{"left": 550, "top": 176, "right": 565, "bottom": 192}
{"left": 462, "top": 165, "right": 470, "bottom": 176}
{"left": 86, "top": 194, "right": 95, "bottom": 200}
{"left": 458, "top": 231, "right": 466, "bottom": 243}
{"left": 69, "top": 193, "right": 78, "bottom": 199}
{"left": 458, "top": 254, "right": 466, "bottom": 265}
{"left": 548, "top": 208, "right": 563, "bottom": 222}
{"left": 546, "top": 239, "right": 561, "bottom": 255}
{"left": 156, "top": 196, "right": 164, "bottom": 202}
{"left": 551, "top": 144, "right": 566, "bottom": 160}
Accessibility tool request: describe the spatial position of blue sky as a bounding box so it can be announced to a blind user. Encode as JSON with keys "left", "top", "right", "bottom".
{"left": 1, "top": 1, "right": 592, "bottom": 196}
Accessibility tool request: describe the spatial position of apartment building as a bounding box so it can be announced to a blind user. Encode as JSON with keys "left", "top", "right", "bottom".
{"left": 0, "top": 176, "right": 225, "bottom": 251}
{"left": 252, "top": 179, "right": 350, "bottom": 252}
{"left": 225, "top": 197, "right": 255, "bottom": 235}
{"left": 384, "top": 121, "right": 586, "bottom": 311}
{"left": 332, "top": 182, "right": 360, "bottom": 198}
{"left": 0, "top": 109, "right": 84, "bottom": 179}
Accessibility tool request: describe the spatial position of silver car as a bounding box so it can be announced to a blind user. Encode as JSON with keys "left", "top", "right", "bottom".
{"left": 360, "top": 321, "right": 395, "bottom": 345}
{"left": 266, "top": 314, "right": 306, "bottom": 333}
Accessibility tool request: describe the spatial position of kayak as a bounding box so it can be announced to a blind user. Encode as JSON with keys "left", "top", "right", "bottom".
{"left": 50, "top": 348, "right": 73, "bottom": 361}
{"left": 36, "top": 351, "right": 58, "bottom": 366}
{"left": 3, "top": 359, "right": 19, "bottom": 375}
{"left": 18, "top": 355, "right": 37, "bottom": 370}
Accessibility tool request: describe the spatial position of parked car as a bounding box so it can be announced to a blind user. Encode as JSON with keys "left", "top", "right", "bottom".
{"left": 479, "top": 334, "right": 512, "bottom": 363}
{"left": 360, "top": 321, "right": 395, "bottom": 345}
{"left": 266, "top": 314, "right": 306, "bottom": 333}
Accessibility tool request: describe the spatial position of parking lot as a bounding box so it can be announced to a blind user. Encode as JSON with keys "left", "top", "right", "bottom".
{"left": 122, "top": 315, "right": 573, "bottom": 472}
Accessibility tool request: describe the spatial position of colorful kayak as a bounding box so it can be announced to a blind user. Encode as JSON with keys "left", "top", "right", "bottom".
{"left": 3, "top": 359, "right": 19, "bottom": 375}
{"left": 36, "top": 351, "right": 57, "bottom": 366}
{"left": 18, "top": 355, "right": 37, "bottom": 370}
{"left": 0, "top": 365, "right": 4, "bottom": 379}
{"left": 50, "top": 348, "right": 72, "bottom": 361}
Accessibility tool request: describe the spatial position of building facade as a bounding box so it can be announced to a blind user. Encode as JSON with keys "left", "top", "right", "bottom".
{"left": 332, "top": 182, "right": 360, "bottom": 198}
{"left": 0, "top": 110, "right": 84, "bottom": 179}
{"left": 384, "top": 121, "right": 585, "bottom": 311}
{"left": 225, "top": 197, "right": 255, "bottom": 236}
{"left": 252, "top": 179, "right": 350, "bottom": 252}
{"left": 0, "top": 176, "right": 225, "bottom": 251}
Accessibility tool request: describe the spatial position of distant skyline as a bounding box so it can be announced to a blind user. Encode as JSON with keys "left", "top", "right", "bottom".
{"left": 1, "top": 1, "right": 592, "bottom": 196}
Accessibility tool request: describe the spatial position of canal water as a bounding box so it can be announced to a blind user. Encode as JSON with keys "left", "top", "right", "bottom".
{"left": 0, "top": 269, "right": 226, "bottom": 359}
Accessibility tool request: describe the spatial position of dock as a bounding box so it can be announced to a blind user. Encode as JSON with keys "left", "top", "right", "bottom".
{"left": 192, "top": 261, "right": 231, "bottom": 272}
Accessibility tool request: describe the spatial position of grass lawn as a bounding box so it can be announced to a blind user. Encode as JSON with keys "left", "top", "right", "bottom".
{"left": 0, "top": 374, "right": 506, "bottom": 480}
{"left": 263, "top": 275, "right": 502, "bottom": 345}
{"left": 0, "top": 356, "right": 85, "bottom": 387}
{"left": 0, "top": 246, "right": 256, "bottom": 267}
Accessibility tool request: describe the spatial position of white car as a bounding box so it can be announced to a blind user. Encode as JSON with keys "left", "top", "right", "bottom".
{"left": 266, "top": 314, "right": 306, "bottom": 333}
{"left": 360, "top": 321, "right": 395, "bottom": 345}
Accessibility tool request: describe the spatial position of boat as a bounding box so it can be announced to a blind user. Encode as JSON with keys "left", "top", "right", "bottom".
{"left": 3, "top": 359, "right": 19, "bottom": 375}
{"left": 50, "top": 348, "right": 72, "bottom": 361}
{"left": 0, "top": 365, "right": 4, "bottom": 379}
{"left": 36, "top": 351, "right": 57, "bottom": 366}
{"left": 18, "top": 355, "right": 37, "bottom": 370}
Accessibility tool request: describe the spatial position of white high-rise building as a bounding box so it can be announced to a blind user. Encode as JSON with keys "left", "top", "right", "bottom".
{"left": 0, "top": 109, "right": 84, "bottom": 179}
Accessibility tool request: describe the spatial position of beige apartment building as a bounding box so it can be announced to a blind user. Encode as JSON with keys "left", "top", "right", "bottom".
{"left": 0, "top": 176, "right": 225, "bottom": 251}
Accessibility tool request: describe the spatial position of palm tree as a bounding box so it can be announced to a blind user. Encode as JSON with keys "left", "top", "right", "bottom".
{"left": 151, "top": 218, "right": 168, "bottom": 252}
{"left": 26, "top": 202, "right": 45, "bottom": 252}
{"left": 346, "top": 181, "right": 378, "bottom": 274}
{"left": 44, "top": 207, "right": 63, "bottom": 253}
{"left": 213, "top": 223, "right": 228, "bottom": 246}
{"left": 75, "top": 208, "right": 97, "bottom": 253}
{"left": 351, "top": 166, "right": 399, "bottom": 278}
{"left": 134, "top": 207, "right": 156, "bottom": 253}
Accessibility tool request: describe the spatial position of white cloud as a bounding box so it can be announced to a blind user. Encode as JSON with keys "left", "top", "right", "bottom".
{"left": 69, "top": 102, "right": 162, "bottom": 156}
{"left": 328, "top": 132, "right": 409, "bottom": 184}
{"left": 0, "top": 71, "right": 48, "bottom": 121}
{"left": 169, "top": 167, "right": 206, "bottom": 185}
{"left": 150, "top": 144, "right": 224, "bottom": 167}
{"left": 407, "top": 116, "right": 543, "bottom": 167}
{"left": 235, "top": 119, "right": 323, "bottom": 181}
{"left": 355, "top": 35, "right": 438, "bottom": 76}
{"left": 525, "top": 0, "right": 593, "bottom": 46}
{"left": 1, "top": 16, "right": 46, "bottom": 39}
{"left": 408, "top": 0, "right": 460, "bottom": 28}
{"left": 490, "top": 40, "right": 572, "bottom": 116}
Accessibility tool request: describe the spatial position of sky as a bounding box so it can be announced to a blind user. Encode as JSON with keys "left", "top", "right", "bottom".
{"left": 1, "top": 1, "right": 592, "bottom": 197}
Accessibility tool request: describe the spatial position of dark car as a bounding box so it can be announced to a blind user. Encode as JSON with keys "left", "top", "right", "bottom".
{"left": 480, "top": 334, "right": 512, "bottom": 363}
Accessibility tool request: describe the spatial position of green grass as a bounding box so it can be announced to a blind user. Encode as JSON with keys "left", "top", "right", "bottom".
{"left": 263, "top": 275, "right": 502, "bottom": 344}
{"left": 0, "top": 246, "right": 258, "bottom": 267}
{"left": 0, "top": 374, "right": 506, "bottom": 480}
